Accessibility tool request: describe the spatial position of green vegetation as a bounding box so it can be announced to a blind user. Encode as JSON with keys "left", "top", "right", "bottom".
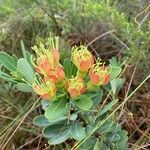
{"left": 0, "top": 0, "right": 149, "bottom": 149}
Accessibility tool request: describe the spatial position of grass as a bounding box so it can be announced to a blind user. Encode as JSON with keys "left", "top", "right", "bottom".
{"left": 0, "top": 0, "right": 150, "bottom": 149}
{"left": 0, "top": 81, "right": 42, "bottom": 149}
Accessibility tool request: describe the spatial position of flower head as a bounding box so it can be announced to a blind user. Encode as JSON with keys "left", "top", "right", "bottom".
{"left": 71, "top": 46, "right": 94, "bottom": 72}
{"left": 89, "top": 61, "right": 110, "bottom": 86}
{"left": 44, "top": 66, "right": 65, "bottom": 83}
{"left": 33, "top": 76, "right": 57, "bottom": 100}
{"left": 32, "top": 37, "right": 60, "bottom": 76}
{"left": 66, "top": 76, "right": 86, "bottom": 98}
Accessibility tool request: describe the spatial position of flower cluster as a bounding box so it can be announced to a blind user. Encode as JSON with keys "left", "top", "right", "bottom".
{"left": 32, "top": 37, "right": 65, "bottom": 84}
{"left": 66, "top": 76, "right": 86, "bottom": 98}
{"left": 71, "top": 46, "right": 94, "bottom": 72}
{"left": 32, "top": 37, "right": 111, "bottom": 100}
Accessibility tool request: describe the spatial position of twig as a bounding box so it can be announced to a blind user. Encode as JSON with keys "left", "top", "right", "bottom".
{"left": 125, "top": 63, "right": 138, "bottom": 99}
{"left": 129, "top": 142, "right": 148, "bottom": 150}
{"left": 1, "top": 98, "right": 40, "bottom": 150}
{"left": 110, "top": 33, "right": 130, "bottom": 50}
{"left": 138, "top": 11, "right": 150, "bottom": 30}
{"left": 16, "top": 134, "right": 41, "bottom": 150}
{"left": 135, "top": 143, "right": 150, "bottom": 150}
{"left": 87, "top": 30, "right": 115, "bottom": 46}
{"left": 134, "top": 4, "right": 150, "bottom": 28}
{"left": 36, "top": 134, "right": 42, "bottom": 150}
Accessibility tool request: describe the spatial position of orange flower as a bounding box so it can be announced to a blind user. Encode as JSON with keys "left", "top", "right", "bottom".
{"left": 89, "top": 62, "right": 110, "bottom": 86}
{"left": 32, "top": 37, "right": 60, "bottom": 76}
{"left": 44, "top": 66, "right": 65, "bottom": 83}
{"left": 71, "top": 46, "right": 94, "bottom": 72}
{"left": 33, "top": 79, "right": 56, "bottom": 100}
{"left": 66, "top": 77, "right": 86, "bottom": 98}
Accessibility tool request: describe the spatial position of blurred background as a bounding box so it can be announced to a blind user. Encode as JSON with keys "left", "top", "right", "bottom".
{"left": 0, "top": 0, "right": 149, "bottom": 149}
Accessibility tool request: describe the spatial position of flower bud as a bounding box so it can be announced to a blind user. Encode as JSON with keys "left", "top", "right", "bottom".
{"left": 32, "top": 37, "right": 60, "bottom": 76}
{"left": 89, "top": 62, "right": 110, "bottom": 86}
{"left": 44, "top": 66, "right": 65, "bottom": 83}
{"left": 33, "top": 79, "right": 56, "bottom": 100}
{"left": 71, "top": 46, "right": 94, "bottom": 72}
{"left": 66, "top": 77, "right": 86, "bottom": 98}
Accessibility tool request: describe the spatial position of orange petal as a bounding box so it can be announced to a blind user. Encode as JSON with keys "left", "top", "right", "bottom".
{"left": 48, "top": 74, "right": 58, "bottom": 83}
{"left": 80, "top": 60, "right": 91, "bottom": 72}
{"left": 41, "top": 93, "right": 51, "bottom": 99}
{"left": 89, "top": 69, "right": 100, "bottom": 85}
{"left": 69, "top": 88, "right": 79, "bottom": 98}
{"left": 56, "top": 66, "right": 65, "bottom": 80}
{"left": 80, "top": 86, "right": 86, "bottom": 94}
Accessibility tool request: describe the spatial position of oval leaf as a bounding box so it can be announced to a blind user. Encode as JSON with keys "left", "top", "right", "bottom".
{"left": 16, "top": 83, "right": 34, "bottom": 93}
{"left": 48, "top": 129, "right": 70, "bottom": 145}
{"left": 0, "top": 52, "right": 17, "bottom": 71}
{"left": 71, "top": 122, "right": 86, "bottom": 140}
{"left": 43, "top": 123, "right": 68, "bottom": 138}
{"left": 45, "top": 98, "right": 67, "bottom": 120}
{"left": 73, "top": 95, "right": 93, "bottom": 110}
{"left": 17, "top": 58, "right": 34, "bottom": 83}
{"left": 33, "top": 115, "right": 52, "bottom": 127}
{"left": 110, "top": 66, "right": 121, "bottom": 80}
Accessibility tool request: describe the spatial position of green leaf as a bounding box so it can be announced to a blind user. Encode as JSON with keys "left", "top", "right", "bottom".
{"left": 94, "top": 139, "right": 100, "bottom": 150}
{"left": 33, "top": 115, "right": 52, "bottom": 127}
{"left": 110, "top": 66, "right": 121, "bottom": 80}
{"left": 109, "top": 57, "right": 121, "bottom": 67}
{"left": 17, "top": 58, "right": 34, "bottom": 83}
{"left": 25, "top": 51, "right": 33, "bottom": 65}
{"left": 34, "top": 115, "right": 67, "bottom": 128}
{"left": 73, "top": 95, "right": 93, "bottom": 110}
{"left": 0, "top": 71, "right": 18, "bottom": 83}
{"left": 98, "top": 119, "right": 114, "bottom": 134}
{"left": 110, "top": 78, "right": 125, "bottom": 95}
{"left": 100, "top": 143, "right": 111, "bottom": 150}
{"left": 85, "top": 90, "right": 98, "bottom": 98}
{"left": 43, "top": 122, "right": 69, "bottom": 138}
{"left": 16, "top": 83, "right": 34, "bottom": 93}
{"left": 110, "top": 133, "right": 121, "bottom": 142}
{"left": 93, "top": 90, "right": 103, "bottom": 107}
{"left": 98, "top": 99, "right": 118, "bottom": 116}
{"left": 12, "top": 54, "right": 18, "bottom": 66}
{"left": 79, "top": 137, "right": 97, "bottom": 150}
{"left": 71, "top": 122, "right": 86, "bottom": 140}
{"left": 48, "top": 129, "right": 70, "bottom": 145}
{"left": 0, "top": 52, "right": 17, "bottom": 71}
{"left": 21, "top": 40, "right": 27, "bottom": 59}
{"left": 71, "top": 62, "right": 78, "bottom": 77}
{"left": 45, "top": 98, "right": 67, "bottom": 120}
{"left": 63, "top": 58, "right": 72, "bottom": 78}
